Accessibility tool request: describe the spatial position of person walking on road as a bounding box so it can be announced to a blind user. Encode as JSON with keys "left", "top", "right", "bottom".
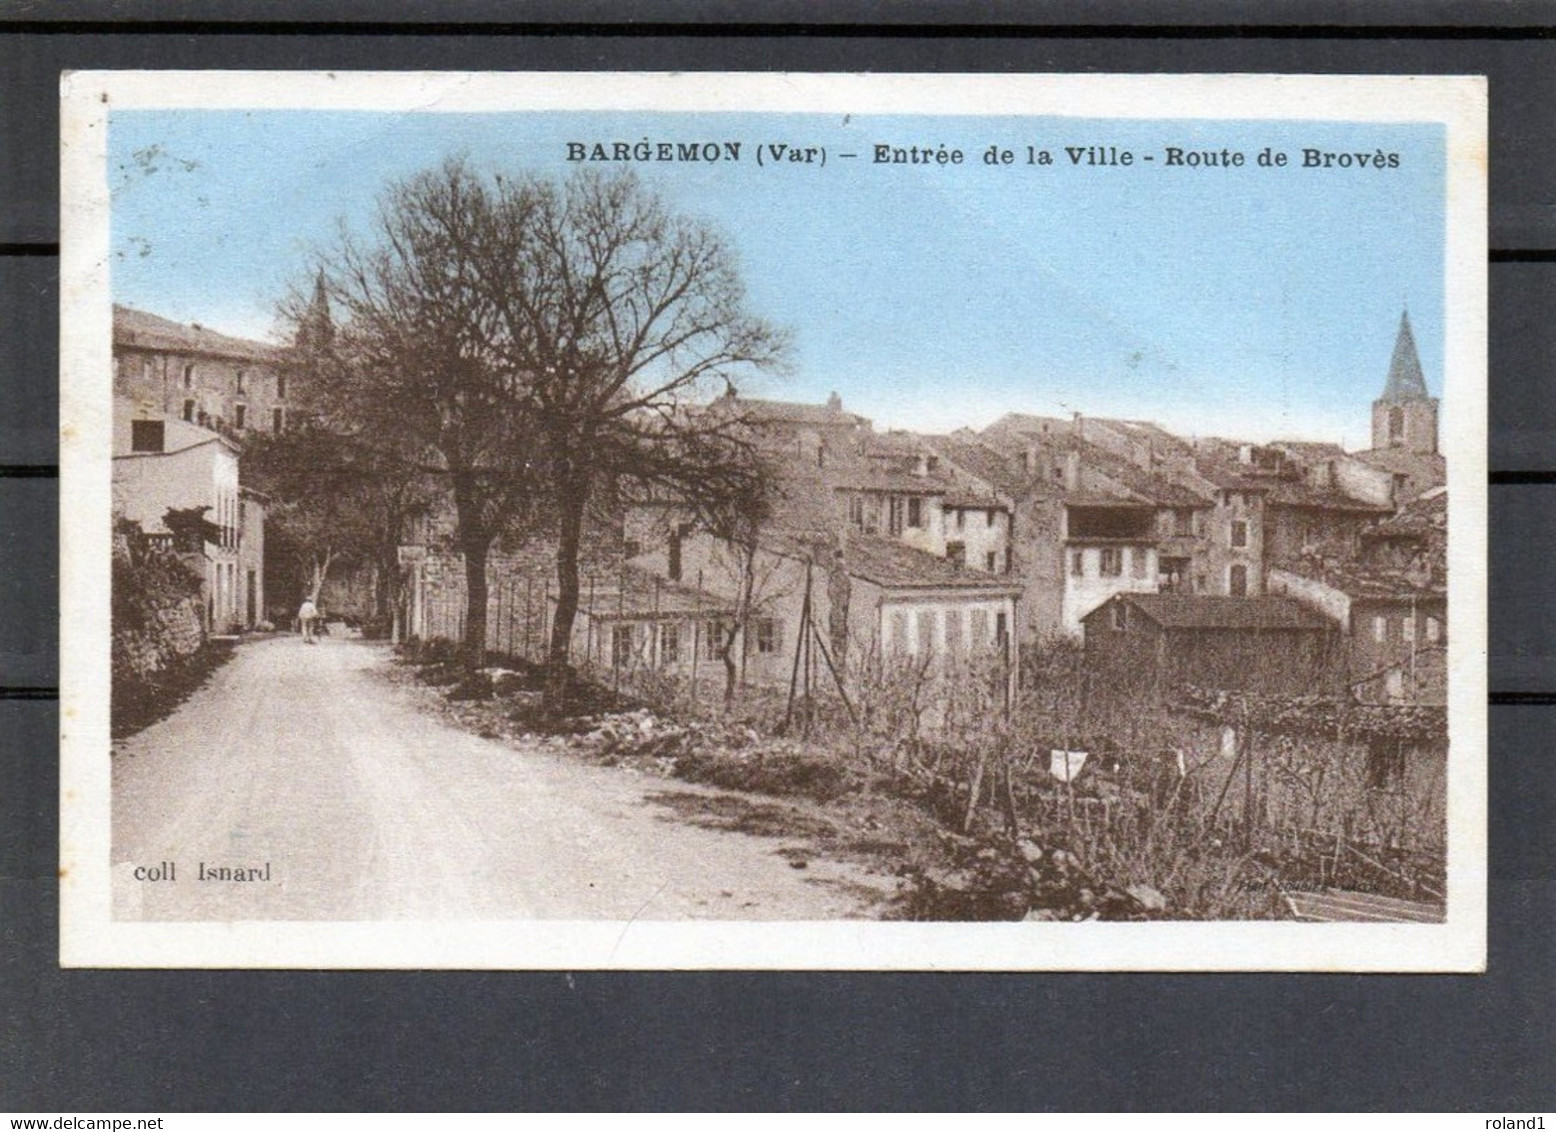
{"left": 298, "top": 597, "right": 319, "bottom": 644}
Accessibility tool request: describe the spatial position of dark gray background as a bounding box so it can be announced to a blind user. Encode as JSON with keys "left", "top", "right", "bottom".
{"left": 1, "top": 6, "right": 1550, "bottom": 1111}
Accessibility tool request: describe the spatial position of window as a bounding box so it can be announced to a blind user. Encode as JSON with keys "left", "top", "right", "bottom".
{"left": 622, "top": 539, "right": 641, "bottom": 559}
{"left": 986, "top": 508, "right": 996, "bottom": 527}
{"left": 703, "top": 621, "right": 726, "bottom": 660}
{"left": 668, "top": 527, "right": 683, "bottom": 581}
{"left": 995, "top": 611, "right": 1008, "bottom": 647}
{"left": 1173, "top": 509, "right": 1194, "bottom": 537}
{"left": 986, "top": 551, "right": 997, "bottom": 573}
{"left": 1388, "top": 405, "right": 1405, "bottom": 444}
{"left": 1130, "top": 547, "right": 1148, "bottom": 579}
{"left": 888, "top": 497, "right": 905, "bottom": 537}
{"left": 945, "top": 609, "right": 964, "bottom": 656}
{"left": 1373, "top": 616, "right": 1388, "bottom": 643}
{"left": 659, "top": 623, "right": 680, "bottom": 663}
{"left": 916, "top": 610, "right": 936, "bottom": 656}
{"left": 182, "top": 399, "right": 195, "bottom": 422}
{"left": 129, "top": 419, "right": 164, "bottom": 453}
{"left": 1402, "top": 616, "right": 1416, "bottom": 643}
{"left": 754, "top": 618, "right": 780, "bottom": 655}
{"left": 234, "top": 404, "right": 246, "bottom": 430}
{"left": 1004, "top": 548, "right": 1013, "bottom": 574}
{"left": 970, "top": 608, "right": 989, "bottom": 645}
{"left": 183, "top": 363, "right": 194, "bottom": 389}
{"left": 1112, "top": 602, "right": 1129, "bottom": 630}
{"left": 611, "top": 624, "right": 636, "bottom": 666}
{"left": 955, "top": 509, "right": 965, "bottom": 531}
{"left": 276, "top": 374, "right": 287, "bottom": 399}
{"left": 946, "top": 542, "right": 966, "bottom": 567}
{"left": 907, "top": 496, "right": 923, "bottom": 529}
{"left": 1100, "top": 547, "right": 1122, "bottom": 577}
{"left": 1071, "top": 550, "right": 1086, "bottom": 577}
{"left": 1230, "top": 520, "right": 1248, "bottom": 549}
{"left": 1426, "top": 616, "right": 1442, "bottom": 644}
{"left": 890, "top": 610, "right": 909, "bottom": 654}
{"left": 1229, "top": 564, "right": 1248, "bottom": 597}
{"left": 272, "top": 407, "right": 284, "bottom": 432}
{"left": 235, "top": 369, "right": 246, "bottom": 394}
{"left": 848, "top": 494, "right": 865, "bottom": 530}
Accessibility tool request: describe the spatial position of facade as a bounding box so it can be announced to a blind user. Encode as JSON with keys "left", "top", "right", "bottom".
{"left": 112, "top": 397, "right": 261, "bottom": 633}
{"left": 113, "top": 305, "right": 295, "bottom": 438}
{"left": 1081, "top": 593, "right": 1341, "bottom": 701}
{"left": 624, "top": 526, "right": 1021, "bottom": 692}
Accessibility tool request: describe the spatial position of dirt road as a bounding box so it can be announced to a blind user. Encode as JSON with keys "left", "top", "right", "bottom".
{"left": 112, "top": 637, "right": 892, "bottom": 921}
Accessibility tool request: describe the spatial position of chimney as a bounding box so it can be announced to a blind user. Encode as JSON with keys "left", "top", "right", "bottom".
{"left": 827, "top": 391, "right": 842, "bottom": 413}
{"left": 1065, "top": 450, "right": 1081, "bottom": 491}
{"left": 1072, "top": 411, "right": 1084, "bottom": 440}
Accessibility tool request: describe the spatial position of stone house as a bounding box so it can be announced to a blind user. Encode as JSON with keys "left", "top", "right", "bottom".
{"left": 113, "top": 305, "right": 296, "bottom": 438}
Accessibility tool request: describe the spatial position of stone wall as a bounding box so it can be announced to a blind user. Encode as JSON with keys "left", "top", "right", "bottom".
{"left": 111, "top": 530, "right": 207, "bottom": 686}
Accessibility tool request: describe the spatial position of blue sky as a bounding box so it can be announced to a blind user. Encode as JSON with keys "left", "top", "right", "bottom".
{"left": 108, "top": 109, "right": 1445, "bottom": 446}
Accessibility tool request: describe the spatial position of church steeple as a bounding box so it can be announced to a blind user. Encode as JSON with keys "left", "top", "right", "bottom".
{"left": 1370, "top": 309, "right": 1438, "bottom": 455}
{"left": 1380, "top": 310, "right": 1430, "bottom": 402}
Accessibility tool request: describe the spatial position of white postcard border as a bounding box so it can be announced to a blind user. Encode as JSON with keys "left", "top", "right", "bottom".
{"left": 60, "top": 70, "right": 1488, "bottom": 971}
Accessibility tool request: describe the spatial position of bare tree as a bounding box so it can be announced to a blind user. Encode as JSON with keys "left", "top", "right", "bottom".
{"left": 299, "top": 159, "right": 546, "bottom": 667}
{"left": 471, "top": 168, "right": 790, "bottom": 706}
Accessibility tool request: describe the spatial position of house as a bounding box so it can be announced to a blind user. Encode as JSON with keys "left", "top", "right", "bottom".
{"left": 113, "top": 305, "right": 295, "bottom": 438}
{"left": 1267, "top": 486, "right": 1448, "bottom": 706}
{"left": 931, "top": 428, "right": 1175, "bottom": 638}
{"left": 1081, "top": 593, "right": 1341, "bottom": 701}
{"left": 1268, "top": 561, "right": 1445, "bottom": 705}
{"left": 112, "top": 397, "right": 264, "bottom": 633}
{"left": 622, "top": 523, "right": 1022, "bottom": 694}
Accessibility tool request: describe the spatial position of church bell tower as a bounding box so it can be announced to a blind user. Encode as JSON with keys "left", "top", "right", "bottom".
{"left": 1371, "top": 310, "right": 1438, "bottom": 455}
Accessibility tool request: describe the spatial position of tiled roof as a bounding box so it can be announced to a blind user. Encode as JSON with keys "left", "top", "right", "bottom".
{"left": 1109, "top": 594, "right": 1334, "bottom": 631}
{"left": 762, "top": 530, "right": 1021, "bottom": 593}
{"left": 925, "top": 437, "right": 1036, "bottom": 497}
{"left": 1262, "top": 479, "right": 1393, "bottom": 513}
{"left": 114, "top": 305, "right": 283, "bottom": 363}
{"left": 841, "top": 535, "right": 1023, "bottom": 593}
{"left": 1273, "top": 557, "right": 1443, "bottom": 601}
{"left": 721, "top": 395, "right": 869, "bottom": 428}
{"left": 574, "top": 567, "right": 736, "bottom": 620}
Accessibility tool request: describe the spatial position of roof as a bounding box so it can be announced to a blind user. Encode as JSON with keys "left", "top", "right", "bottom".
{"left": 1262, "top": 479, "right": 1393, "bottom": 514}
{"left": 1101, "top": 593, "right": 1334, "bottom": 632}
{"left": 570, "top": 568, "right": 736, "bottom": 620}
{"left": 114, "top": 305, "right": 283, "bottom": 364}
{"left": 1380, "top": 311, "right": 1432, "bottom": 402}
{"left": 926, "top": 437, "right": 1035, "bottom": 497}
{"left": 842, "top": 535, "right": 1024, "bottom": 593}
{"left": 762, "top": 530, "right": 1022, "bottom": 594}
{"left": 1273, "top": 557, "right": 1444, "bottom": 601}
{"left": 719, "top": 394, "right": 869, "bottom": 429}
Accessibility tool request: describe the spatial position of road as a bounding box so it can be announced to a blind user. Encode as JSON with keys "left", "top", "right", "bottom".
{"left": 111, "top": 637, "right": 892, "bottom": 921}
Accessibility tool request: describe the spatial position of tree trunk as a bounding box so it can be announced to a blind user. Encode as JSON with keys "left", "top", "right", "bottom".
{"left": 546, "top": 487, "right": 586, "bottom": 710}
{"left": 452, "top": 471, "right": 489, "bottom": 670}
{"left": 461, "top": 535, "right": 489, "bottom": 670}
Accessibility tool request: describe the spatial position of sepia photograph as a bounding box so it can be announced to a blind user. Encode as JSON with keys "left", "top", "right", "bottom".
{"left": 59, "top": 71, "right": 1486, "bottom": 969}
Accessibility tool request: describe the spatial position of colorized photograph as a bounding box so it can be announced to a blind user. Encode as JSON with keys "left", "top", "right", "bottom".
{"left": 60, "top": 72, "right": 1487, "bottom": 968}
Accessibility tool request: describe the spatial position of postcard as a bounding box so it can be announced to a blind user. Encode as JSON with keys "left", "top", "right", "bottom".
{"left": 60, "top": 71, "right": 1486, "bottom": 969}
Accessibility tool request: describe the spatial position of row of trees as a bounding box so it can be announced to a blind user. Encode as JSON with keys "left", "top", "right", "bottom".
{"left": 250, "top": 159, "right": 789, "bottom": 705}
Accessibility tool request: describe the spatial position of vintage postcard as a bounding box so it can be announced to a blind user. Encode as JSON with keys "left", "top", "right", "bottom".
{"left": 60, "top": 71, "right": 1486, "bottom": 969}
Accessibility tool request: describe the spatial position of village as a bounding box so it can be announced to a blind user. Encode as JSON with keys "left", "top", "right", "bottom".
{"left": 108, "top": 282, "right": 1449, "bottom": 924}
